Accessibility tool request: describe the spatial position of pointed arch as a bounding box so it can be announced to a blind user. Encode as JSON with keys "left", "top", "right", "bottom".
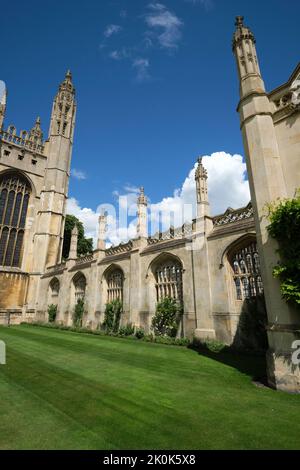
{"left": 148, "top": 252, "right": 184, "bottom": 304}
{"left": 48, "top": 277, "right": 60, "bottom": 304}
{"left": 147, "top": 251, "right": 185, "bottom": 276}
{"left": 72, "top": 271, "right": 86, "bottom": 301}
{"left": 222, "top": 234, "right": 263, "bottom": 301}
{"left": 0, "top": 170, "right": 33, "bottom": 267}
{"left": 102, "top": 264, "right": 124, "bottom": 302}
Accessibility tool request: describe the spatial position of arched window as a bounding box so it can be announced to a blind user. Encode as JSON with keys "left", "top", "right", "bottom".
{"left": 49, "top": 278, "right": 60, "bottom": 304}
{"left": 107, "top": 269, "right": 124, "bottom": 302}
{"left": 0, "top": 173, "right": 31, "bottom": 267}
{"left": 229, "top": 239, "right": 264, "bottom": 300}
{"left": 73, "top": 273, "right": 86, "bottom": 302}
{"left": 155, "top": 257, "right": 183, "bottom": 304}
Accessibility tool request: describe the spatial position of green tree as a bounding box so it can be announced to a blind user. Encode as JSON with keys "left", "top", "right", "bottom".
{"left": 62, "top": 214, "right": 93, "bottom": 260}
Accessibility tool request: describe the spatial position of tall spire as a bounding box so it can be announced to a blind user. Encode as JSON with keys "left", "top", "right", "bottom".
{"left": 48, "top": 70, "right": 76, "bottom": 139}
{"left": 137, "top": 187, "right": 148, "bottom": 238}
{"left": 195, "top": 157, "right": 210, "bottom": 218}
{"left": 232, "top": 16, "right": 262, "bottom": 83}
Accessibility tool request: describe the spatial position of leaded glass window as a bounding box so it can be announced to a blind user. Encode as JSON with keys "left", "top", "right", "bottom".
{"left": 107, "top": 269, "right": 123, "bottom": 302}
{"left": 230, "top": 240, "right": 264, "bottom": 300}
{"left": 49, "top": 278, "right": 60, "bottom": 303}
{"left": 74, "top": 273, "right": 86, "bottom": 302}
{"left": 155, "top": 260, "right": 183, "bottom": 303}
{"left": 0, "top": 173, "right": 31, "bottom": 267}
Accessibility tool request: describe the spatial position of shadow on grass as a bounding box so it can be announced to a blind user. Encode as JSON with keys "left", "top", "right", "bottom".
{"left": 189, "top": 343, "right": 267, "bottom": 382}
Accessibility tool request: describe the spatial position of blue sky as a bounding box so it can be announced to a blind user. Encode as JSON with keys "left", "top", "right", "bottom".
{"left": 1, "top": 0, "right": 299, "bottom": 242}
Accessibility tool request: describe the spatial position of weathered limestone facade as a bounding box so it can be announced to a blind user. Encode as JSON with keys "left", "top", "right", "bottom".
{"left": 0, "top": 18, "right": 299, "bottom": 391}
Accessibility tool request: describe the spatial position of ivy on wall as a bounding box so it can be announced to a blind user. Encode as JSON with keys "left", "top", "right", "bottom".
{"left": 152, "top": 297, "right": 183, "bottom": 337}
{"left": 103, "top": 300, "right": 122, "bottom": 333}
{"left": 48, "top": 304, "right": 57, "bottom": 323}
{"left": 267, "top": 190, "right": 300, "bottom": 306}
{"left": 73, "top": 298, "right": 85, "bottom": 327}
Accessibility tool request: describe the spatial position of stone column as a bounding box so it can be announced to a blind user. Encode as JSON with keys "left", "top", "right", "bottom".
{"left": 193, "top": 157, "right": 215, "bottom": 340}
{"left": 97, "top": 212, "right": 107, "bottom": 250}
{"left": 232, "top": 16, "right": 300, "bottom": 392}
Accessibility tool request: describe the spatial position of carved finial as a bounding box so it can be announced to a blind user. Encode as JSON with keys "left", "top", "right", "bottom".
{"left": 232, "top": 15, "right": 256, "bottom": 52}
{"left": 29, "top": 116, "right": 43, "bottom": 143}
{"left": 137, "top": 186, "right": 147, "bottom": 206}
{"left": 58, "top": 69, "right": 75, "bottom": 94}
{"left": 66, "top": 69, "right": 72, "bottom": 80}
{"left": 195, "top": 156, "right": 208, "bottom": 180}
{"left": 235, "top": 16, "right": 244, "bottom": 29}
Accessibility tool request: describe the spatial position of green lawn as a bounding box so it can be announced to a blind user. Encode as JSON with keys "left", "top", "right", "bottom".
{"left": 0, "top": 325, "right": 300, "bottom": 450}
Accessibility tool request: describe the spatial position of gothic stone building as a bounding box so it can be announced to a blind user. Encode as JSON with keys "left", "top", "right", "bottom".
{"left": 0, "top": 18, "right": 299, "bottom": 392}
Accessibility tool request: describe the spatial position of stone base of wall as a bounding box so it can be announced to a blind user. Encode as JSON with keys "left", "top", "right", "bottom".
{"left": 194, "top": 328, "right": 216, "bottom": 341}
{"left": 0, "top": 309, "right": 23, "bottom": 325}
{"left": 266, "top": 349, "right": 300, "bottom": 393}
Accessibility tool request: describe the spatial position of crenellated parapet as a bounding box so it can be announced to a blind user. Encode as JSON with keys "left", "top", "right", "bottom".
{"left": 1, "top": 120, "right": 45, "bottom": 154}
{"left": 147, "top": 222, "right": 194, "bottom": 245}
{"left": 105, "top": 241, "right": 133, "bottom": 256}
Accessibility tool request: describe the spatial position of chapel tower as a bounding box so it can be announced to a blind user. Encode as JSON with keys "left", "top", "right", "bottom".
{"left": 33, "top": 71, "right": 76, "bottom": 271}
{"left": 233, "top": 16, "right": 300, "bottom": 392}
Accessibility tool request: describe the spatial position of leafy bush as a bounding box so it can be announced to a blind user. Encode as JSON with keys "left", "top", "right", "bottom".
{"left": 73, "top": 298, "right": 85, "bottom": 327}
{"left": 24, "top": 323, "right": 190, "bottom": 347}
{"left": 135, "top": 328, "right": 145, "bottom": 339}
{"left": 267, "top": 191, "right": 300, "bottom": 306}
{"left": 119, "top": 323, "right": 135, "bottom": 337}
{"left": 47, "top": 304, "right": 57, "bottom": 323}
{"left": 151, "top": 297, "right": 183, "bottom": 337}
{"left": 154, "top": 335, "right": 190, "bottom": 346}
{"left": 191, "top": 338, "right": 226, "bottom": 353}
{"left": 103, "top": 300, "right": 122, "bottom": 332}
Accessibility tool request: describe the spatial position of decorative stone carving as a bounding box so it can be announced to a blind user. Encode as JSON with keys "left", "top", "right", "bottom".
{"left": 213, "top": 202, "right": 253, "bottom": 226}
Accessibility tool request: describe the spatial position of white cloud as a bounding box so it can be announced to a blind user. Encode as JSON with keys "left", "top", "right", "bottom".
{"left": 109, "top": 47, "right": 131, "bottom": 61}
{"left": 149, "top": 152, "right": 250, "bottom": 233}
{"left": 103, "top": 24, "right": 122, "bottom": 38}
{"left": 132, "top": 58, "right": 150, "bottom": 82}
{"left": 67, "top": 197, "right": 99, "bottom": 243}
{"left": 67, "top": 151, "right": 250, "bottom": 247}
{"left": 145, "top": 3, "right": 183, "bottom": 50}
{"left": 71, "top": 169, "right": 87, "bottom": 180}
